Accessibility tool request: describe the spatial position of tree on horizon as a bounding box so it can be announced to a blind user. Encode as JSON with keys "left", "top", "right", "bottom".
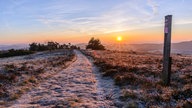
{"left": 86, "top": 37, "right": 105, "bottom": 50}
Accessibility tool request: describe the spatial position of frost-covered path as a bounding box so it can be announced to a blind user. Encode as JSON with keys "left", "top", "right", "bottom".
{"left": 11, "top": 50, "right": 120, "bottom": 108}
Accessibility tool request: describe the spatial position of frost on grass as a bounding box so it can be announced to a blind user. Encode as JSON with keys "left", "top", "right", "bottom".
{"left": 84, "top": 50, "right": 192, "bottom": 108}
{"left": 7, "top": 50, "right": 121, "bottom": 108}
{"left": 1, "top": 49, "right": 191, "bottom": 108}
{"left": 0, "top": 49, "right": 75, "bottom": 107}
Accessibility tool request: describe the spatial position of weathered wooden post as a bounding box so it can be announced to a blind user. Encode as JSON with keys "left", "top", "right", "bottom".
{"left": 162, "top": 15, "right": 172, "bottom": 86}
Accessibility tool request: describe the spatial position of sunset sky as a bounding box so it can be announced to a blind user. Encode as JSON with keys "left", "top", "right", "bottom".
{"left": 0, "top": 0, "right": 191, "bottom": 44}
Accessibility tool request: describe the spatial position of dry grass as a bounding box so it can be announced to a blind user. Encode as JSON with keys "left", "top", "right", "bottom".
{"left": 83, "top": 50, "right": 192, "bottom": 107}
{"left": 0, "top": 49, "right": 75, "bottom": 106}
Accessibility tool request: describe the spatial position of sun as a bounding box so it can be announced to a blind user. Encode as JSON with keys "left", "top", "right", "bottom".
{"left": 116, "top": 36, "right": 122, "bottom": 41}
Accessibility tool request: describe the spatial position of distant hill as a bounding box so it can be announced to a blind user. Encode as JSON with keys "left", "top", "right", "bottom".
{"left": 77, "top": 41, "right": 192, "bottom": 55}
{"left": 172, "top": 41, "right": 192, "bottom": 54}
{"left": 0, "top": 44, "right": 28, "bottom": 50}
{"left": 125, "top": 40, "right": 192, "bottom": 55}
{"left": 1, "top": 41, "right": 191, "bottom": 54}
{"left": 126, "top": 41, "right": 192, "bottom": 54}
{"left": 76, "top": 43, "right": 87, "bottom": 49}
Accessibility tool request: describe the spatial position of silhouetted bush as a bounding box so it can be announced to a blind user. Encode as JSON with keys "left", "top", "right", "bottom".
{"left": 0, "top": 49, "right": 34, "bottom": 58}
{"left": 0, "top": 41, "right": 79, "bottom": 58}
{"left": 29, "top": 41, "right": 80, "bottom": 51}
{"left": 29, "top": 43, "right": 39, "bottom": 51}
{"left": 86, "top": 37, "right": 105, "bottom": 50}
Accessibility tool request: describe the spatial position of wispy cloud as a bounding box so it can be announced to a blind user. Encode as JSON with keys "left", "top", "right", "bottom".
{"left": 147, "top": 0, "right": 158, "bottom": 15}
{"left": 36, "top": 0, "right": 162, "bottom": 34}
{"left": 3, "top": 0, "right": 190, "bottom": 35}
{"left": 175, "top": 19, "right": 192, "bottom": 25}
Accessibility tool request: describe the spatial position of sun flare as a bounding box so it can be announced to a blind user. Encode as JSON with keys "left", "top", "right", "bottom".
{"left": 116, "top": 36, "right": 122, "bottom": 41}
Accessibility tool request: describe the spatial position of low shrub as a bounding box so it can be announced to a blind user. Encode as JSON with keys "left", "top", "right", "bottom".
{"left": 114, "top": 73, "right": 136, "bottom": 86}
{"left": 120, "top": 90, "right": 137, "bottom": 101}
{"left": 0, "top": 49, "right": 34, "bottom": 58}
{"left": 28, "top": 76, "right": 37, "bottom": 83}
{"left": 9, "top": 93, "right": 20, "bottom": 101}
{"left": 102, "top": 69, "right": 118, "bottom": 77}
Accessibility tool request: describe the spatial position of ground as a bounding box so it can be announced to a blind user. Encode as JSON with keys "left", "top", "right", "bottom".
{"left": 1, "top": 49, "right": 191, "bottom": 108}
{"left": 8, "top": 50, "right": 121, "bottom": 108}
{"left": 84, "top": 50, "right": 192, "bottom": 108}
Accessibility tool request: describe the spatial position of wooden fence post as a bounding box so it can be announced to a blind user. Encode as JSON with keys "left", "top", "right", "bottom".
{"left": 162, "top": 15, "right": 172, "bottom": 86}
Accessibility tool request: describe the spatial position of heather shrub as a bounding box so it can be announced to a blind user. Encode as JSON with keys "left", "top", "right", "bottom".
{"left": 87, "top": 50, "right": 192, "bottom": 107}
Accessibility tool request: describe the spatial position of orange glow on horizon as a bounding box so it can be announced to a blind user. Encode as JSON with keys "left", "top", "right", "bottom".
{"left": 1, "top": 25, "right": 191, "bottom": 45}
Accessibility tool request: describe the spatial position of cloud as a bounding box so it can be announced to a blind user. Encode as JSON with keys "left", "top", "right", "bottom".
{"left": 36, "top": 0, "right": 162, "bottom": 34}
{"left": 37, "top": 0, "right": 192, "bottom": 36}
{"left": 175, "top": 19, "right": 192, "bottom": 25}
{"left": 147, "top": 0, "right": 159, "bottom": 15}
{"left": 87, "top": 0, "right": 161, "bottom": 33}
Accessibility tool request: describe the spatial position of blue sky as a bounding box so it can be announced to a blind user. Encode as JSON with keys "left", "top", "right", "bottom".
{"left": 0, "top": 0, "right": 191, "bottom": 44}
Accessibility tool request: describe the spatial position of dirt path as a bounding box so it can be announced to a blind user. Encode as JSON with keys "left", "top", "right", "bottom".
{"left": 10, "top": 50, "right": 121, "bottom": 108}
